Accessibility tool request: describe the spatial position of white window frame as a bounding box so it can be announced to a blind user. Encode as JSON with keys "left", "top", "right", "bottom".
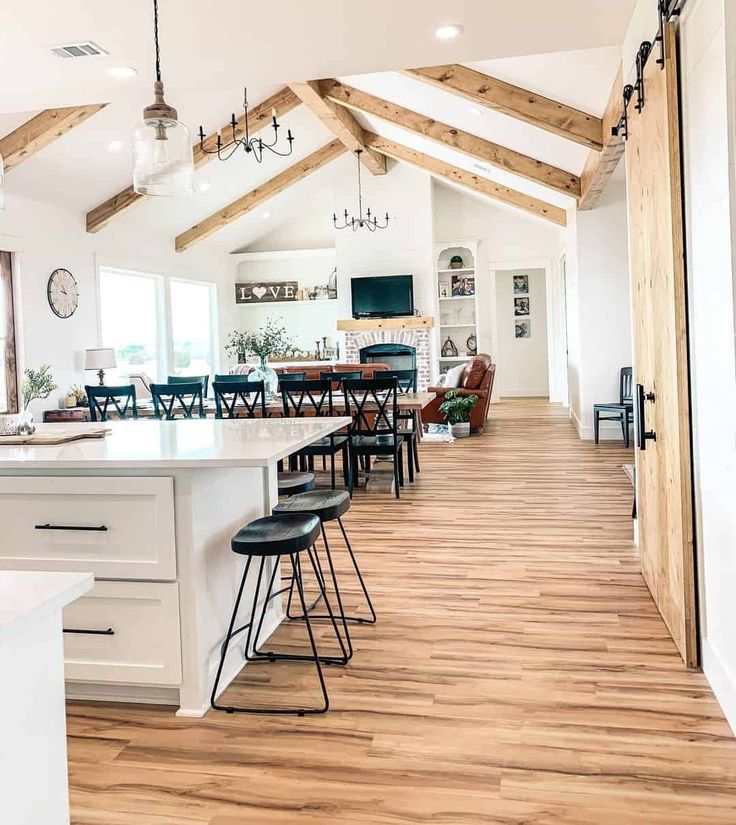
{"left": 168, "top": 276, "right": 220, "bottom": 381}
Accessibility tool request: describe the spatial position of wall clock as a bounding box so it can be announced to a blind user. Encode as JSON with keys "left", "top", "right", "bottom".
{"left": 47, "top": 268, "right": 79, "bottom": 319}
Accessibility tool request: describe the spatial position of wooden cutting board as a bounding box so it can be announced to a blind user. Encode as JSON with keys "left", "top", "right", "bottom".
{"left": 0, "top": 426, "right": 110, "bottom": 446}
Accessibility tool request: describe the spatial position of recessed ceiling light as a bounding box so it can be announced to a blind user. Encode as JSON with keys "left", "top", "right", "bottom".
{"left": 107, "top": 65, "right": 137, "bottom": 79}
{"left": 469, "top": 107, "right": 484, "bottom": 117}
{"left": 262, "top": 211, "right": 271, "bottom": 219}
{"left": 434, "top": 24, "right": 463, "bottom": 40}
{"left": 198, "top": 181, "right": 211, "bottom": 192}
{"left": 107, "top": 140, "right": 123, "bottom": 153}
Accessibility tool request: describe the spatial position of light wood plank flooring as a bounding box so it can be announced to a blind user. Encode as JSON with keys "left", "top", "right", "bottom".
{"left": 67, "top": 399, "right": 736, "bottom": 824}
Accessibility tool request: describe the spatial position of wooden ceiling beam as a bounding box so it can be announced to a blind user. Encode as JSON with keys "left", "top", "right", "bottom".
{"left": 175, "top": 139, "right": 346, "bottom": 252}
{"left": 288, "top": 81, "right": 386, "bottom": 175}
{"left": 406, "top": 64, "right": 604, "bottom": 151}
{"left": 0, "top": 104, "right": 107, "bottom": 173}
{"left": 86, "top": 87, "right": 300, "bottom": 234}
{"left": 578, "top": 64, "right": 625, "bottom": 210}
{"left": 363, "top": 132, "right": 566, "bottom": 227}
{"left": 320, "top": 79, "right": 579, "bottom": 200}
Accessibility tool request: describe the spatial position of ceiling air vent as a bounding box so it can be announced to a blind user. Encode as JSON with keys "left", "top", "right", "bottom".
{"left": 50, "top": 42, "right": 108, "bottom": 59}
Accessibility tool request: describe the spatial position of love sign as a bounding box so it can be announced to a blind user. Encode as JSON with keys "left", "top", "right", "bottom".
{"left": 235, "top": 281, "right": 299, "bottom": 304}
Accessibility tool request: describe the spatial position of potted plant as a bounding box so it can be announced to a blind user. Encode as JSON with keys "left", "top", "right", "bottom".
{"left": 438, "top": 390, "right": 478, "bottom": 439}
{"left": 16, "top": 364, "right": 58, "bottom": 435}
{"left": 225, "top": 318, "right": 294, "bottom": 397}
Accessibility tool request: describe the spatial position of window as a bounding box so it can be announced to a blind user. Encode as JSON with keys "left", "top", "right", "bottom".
{"left": 170, "top": 279, "right": 216, "bottom": 381}
{"left": 99, "top": 268, "right": 163, "bottom": 381}
{"left": 98, "top": 267, "right": 218, "bottom": 386}
{"left": 0, "top": 252, "right": 18, "bottom": 414}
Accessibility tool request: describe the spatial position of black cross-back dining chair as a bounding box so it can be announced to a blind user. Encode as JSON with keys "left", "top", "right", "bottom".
{"left": 375, "top": 368, "right": 420, "bottom": 481}
{"left": 320, "top": 370, "right": 363, "bottom": 393}
{"left": 168, "top": 374, "right": 210, "bottom": 396}
{"left": 343, "top": 376, "right": 404, "bottom": 498}
{"left": 281, "top": 379, "right": 351, "bottom": 490}
{"left": 212, "top": 380, "right": 266, "bottom": 419}
{"left": 150, "top": 381, "right": 206, "bottom": 420}
{"left": 593, "top": 367, "right": 634, "bottom": 447}
{"left": 85, "top": 384, "right": 138, "bottom": 422}
{"left": 278, "top": 372, "right": 307, "bottom": 387}
{"left": 214, "top": 373, "right": 248, "bottom": 383}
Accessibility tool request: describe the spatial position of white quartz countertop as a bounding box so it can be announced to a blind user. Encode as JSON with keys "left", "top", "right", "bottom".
{"left": 0, "top": 417, "right": 352, "bottom": 470}
{"left": 0, "top": 571, "right": 93, "bottom": 645}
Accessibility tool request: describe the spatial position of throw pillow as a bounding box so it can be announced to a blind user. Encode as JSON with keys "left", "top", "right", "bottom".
{"left": 461, "top": 357, "right": 486, "bottom": 389}
{"left": 443, "top": 363, "right": 466, "bottom": 389}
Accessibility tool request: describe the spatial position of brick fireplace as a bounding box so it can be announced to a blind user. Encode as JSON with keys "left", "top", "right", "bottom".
{"left": 339, "top": 317, "right": 434, "bottom": 390}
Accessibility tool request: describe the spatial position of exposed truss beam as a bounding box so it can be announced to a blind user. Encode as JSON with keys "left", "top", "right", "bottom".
{"left": 175, "top": 139, "right": 346, "bottom": 252}
{"left": 288, "top": 81, "right": 386, "bottom": 175}
{"left": 0, "top": 105, "right": 107, "bottom": 173}
{"left": 579, "top": 65, "right": 625, "bottom": 210}
{"left": 406, "top": 64, "right": 604, "bottom": 151}
{"left": 363, "top": 132, "right": 566, "bottom": 227}
{"left": 86, "top": 87, "right": 300, "bottom": 234}
{"left": 321, "top": 79, "right": 579, "bottom": 200}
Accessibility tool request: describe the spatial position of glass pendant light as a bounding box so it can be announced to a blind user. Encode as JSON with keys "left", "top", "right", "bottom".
{"left": 132, "top": 0, "right": 194, "bottom": 197}
{"left": 0, "top": 153, "right": 5, "bottom": 211}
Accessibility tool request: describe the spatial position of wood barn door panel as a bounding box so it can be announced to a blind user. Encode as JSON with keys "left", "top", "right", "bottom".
{"left": 625, "top": 23, "right": 697, "bottom": 666}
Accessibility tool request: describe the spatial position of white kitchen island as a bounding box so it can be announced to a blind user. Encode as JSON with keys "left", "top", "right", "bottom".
{"left": 0, "top": 416, "right": 351, "bottom": 717}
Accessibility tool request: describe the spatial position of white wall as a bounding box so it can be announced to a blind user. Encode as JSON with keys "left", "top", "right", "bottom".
{"left": 0, "top": 193, "right": 233, "bottom": 417}
{"left": 433, "top": 182, "right": 564, "bottom": 396}
{"left": 680, "top": 0, "right": 736, "bottom": 735}
{"left": 565, "top": 179, "right": 632, "bottom": 438}
{"left": 494, "top": 268, "right": 549, "bottom": 397}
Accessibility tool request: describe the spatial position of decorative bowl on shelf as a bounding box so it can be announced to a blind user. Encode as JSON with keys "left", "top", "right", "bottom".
{"left": 449, "top": 255, "right": 465, "bottom": 270}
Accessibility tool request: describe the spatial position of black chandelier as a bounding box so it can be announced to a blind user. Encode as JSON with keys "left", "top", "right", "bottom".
{"left": 333, "top": 150, "right": 390, "bottom": 232}
{"left": 198, "top": 88, "right": 294, "bottom": 163}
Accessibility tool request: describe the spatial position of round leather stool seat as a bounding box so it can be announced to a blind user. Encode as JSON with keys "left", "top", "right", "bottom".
{"left": 274, "top": 489, "right": 350, "bottom": 523}
{"left": 231, "top": 513, "right": 320, "bottom": 557}
{"left": 278, "top": 471, "right": 316, "bottom": 496}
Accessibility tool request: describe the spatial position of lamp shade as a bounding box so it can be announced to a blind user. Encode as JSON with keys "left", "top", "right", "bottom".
{"left": 85, "top": 348, "right": 117, "bottom": 370}
{"left": 132, "top": 116, "right": 195, "bottom": 197}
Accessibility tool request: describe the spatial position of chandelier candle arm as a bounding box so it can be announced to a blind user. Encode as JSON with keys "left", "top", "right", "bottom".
{"left": 333, "top": 150, "right": 390, "bottom": 232}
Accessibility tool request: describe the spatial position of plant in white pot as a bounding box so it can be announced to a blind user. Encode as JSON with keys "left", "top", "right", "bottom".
{"left": 225, "top": 318, "right": 294, "bottom": 398}
{"left": 438, "top": 390, "right": 479, "bottom": 439}
{"left": 18, "top": 364, "right": 57, "bottom": 435}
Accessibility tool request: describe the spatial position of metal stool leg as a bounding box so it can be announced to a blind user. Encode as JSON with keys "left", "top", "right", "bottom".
{"left": 337, "top": 516, "right": 377, "bottom": 624}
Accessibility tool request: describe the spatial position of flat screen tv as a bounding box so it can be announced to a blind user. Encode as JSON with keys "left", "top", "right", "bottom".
{"left": 351, "top": 275, "right": 414, "bottom": 319}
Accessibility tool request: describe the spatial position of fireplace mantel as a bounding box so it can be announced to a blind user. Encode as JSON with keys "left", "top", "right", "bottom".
{"left": 337, "top": 316, "right": 434, "bottom": 332}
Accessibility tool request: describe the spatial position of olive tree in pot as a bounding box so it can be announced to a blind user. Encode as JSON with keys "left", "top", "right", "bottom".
{"left": 438, "top": 390, "right": 479, "bottom": 438}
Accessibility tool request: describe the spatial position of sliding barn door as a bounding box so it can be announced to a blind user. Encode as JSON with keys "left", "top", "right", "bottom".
{"left": 625, "top": 22, "right": 697, "bottom": 666}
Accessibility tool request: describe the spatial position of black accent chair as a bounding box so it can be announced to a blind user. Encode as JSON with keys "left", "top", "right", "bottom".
{"left": 150, "top": 381, "right": 206, "bottom": 420}
{"left": 375, "top": 368, "right": 420, "bottom": 481}
{"left": 343, "top": 377, "right": 404, "bottom": 499}
{"left": 168, "top": 374, "right": 209, "bottom": 396}
{"left": 278, "top": 372, "right": 307, "bottom": 388}
{"left": 85, "top": 384, "right": 138, "bottom": 422}
{"left": 281, "top": 379, "right": 350, "bottom": 490}
{"left": 212, "top": 380, "right": 266, "bottom": 419}
{"left": 214, "top": 373, "right": 248, "bottom": 383}
{"left": 594, "top": 367, "right": 634, "bottom": 447}
{"left": 210, "top": 512, "right": 348, "bottom": 715}
{"left": 320, "top": 370, "right": 363, "bottom": 392}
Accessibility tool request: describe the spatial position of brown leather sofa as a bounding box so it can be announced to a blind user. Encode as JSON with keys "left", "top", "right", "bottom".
{"left": 423, "top": 354, "right": 496, "bottom": 433}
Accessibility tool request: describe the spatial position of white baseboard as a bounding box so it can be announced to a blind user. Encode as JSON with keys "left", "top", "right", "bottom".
{"left": 702, "top": 638, "right": 736, "bottom": 737}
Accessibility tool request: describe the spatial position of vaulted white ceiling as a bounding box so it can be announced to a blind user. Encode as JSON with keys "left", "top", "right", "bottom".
{"left": 0, "top": 1, "right": 633, "bottom": 252}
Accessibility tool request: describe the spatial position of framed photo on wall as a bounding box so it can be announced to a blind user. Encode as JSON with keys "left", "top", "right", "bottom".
{"left": 514, "top": 296, "right": 530, "bottom": 316}
{"left": 515, "top": 320, "right": 531, "bottom": 338}
{"left": 513, "top": 274, "right": 529, "bottom": 294}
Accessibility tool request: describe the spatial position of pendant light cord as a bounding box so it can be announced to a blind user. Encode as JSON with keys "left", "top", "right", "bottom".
{"left": 153, "top": 0, "right": 162, "bottom": 82}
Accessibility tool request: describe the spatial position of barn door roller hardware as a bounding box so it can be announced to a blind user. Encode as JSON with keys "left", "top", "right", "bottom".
{"left": 634, "top": 41, "right": 653, "bottom": 112}
{"left": 612, "top": 85, "right": 635, "bottom": 140}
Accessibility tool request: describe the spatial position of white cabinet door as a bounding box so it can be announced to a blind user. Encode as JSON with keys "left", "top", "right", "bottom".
{"left": 0, "top": 477, "right": 176, "bottom": 580}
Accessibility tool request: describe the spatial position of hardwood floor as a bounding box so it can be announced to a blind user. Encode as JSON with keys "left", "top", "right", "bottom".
{"left": 66, "top": 399, "right": 736, "bottom": 824}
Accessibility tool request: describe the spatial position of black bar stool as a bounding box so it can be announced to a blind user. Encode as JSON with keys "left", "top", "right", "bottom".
{"left": 274, "top": 490, "right": 376, "bottom": 626}
{"left": 277, "top": 471, "right": 315, "bottom": 497}
{"left": 210, "top": 513, "right": 347, "bottom": 716}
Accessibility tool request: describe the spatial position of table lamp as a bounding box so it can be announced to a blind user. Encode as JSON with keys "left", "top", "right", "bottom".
{"left": 84, "top": 348, "right": 116, "bottom": 386}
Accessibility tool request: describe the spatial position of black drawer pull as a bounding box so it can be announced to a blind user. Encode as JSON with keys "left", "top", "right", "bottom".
{"left": 35, "top": 523, "right": 108, "bottom": 532}
{"left": 63, "top": 627, "right": 115, "bottom": 636}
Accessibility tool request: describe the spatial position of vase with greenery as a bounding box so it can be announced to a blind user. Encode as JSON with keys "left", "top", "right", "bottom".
{"left": 15, "top": 364, "right": 58, "bottom": 435}
{"left": 438, "top": 390, "right": 478, "bottom": 438}
{"left": 225, "top": 318, "right": 294, "bottom": 397}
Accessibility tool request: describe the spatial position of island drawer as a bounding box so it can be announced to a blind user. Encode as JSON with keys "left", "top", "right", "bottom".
{"left": 0, "top": 476, "right": 176, "bottom": 581}
{"left": 63, "top": 580, "right": 182, "bottom": 686}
